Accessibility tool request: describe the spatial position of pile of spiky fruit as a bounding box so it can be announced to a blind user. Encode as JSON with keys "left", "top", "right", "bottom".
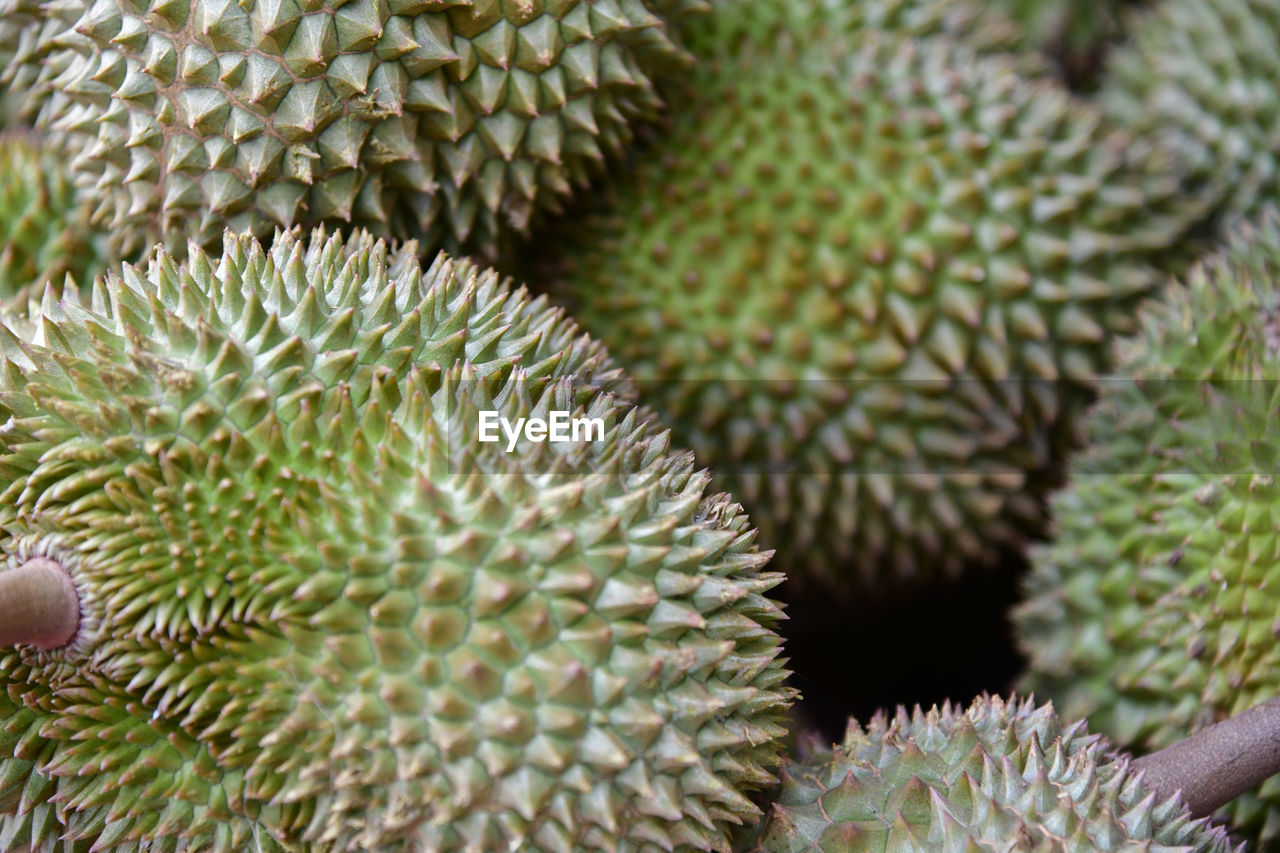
{"left": 6, "top": 0, "right": 1280, "bottom": 850}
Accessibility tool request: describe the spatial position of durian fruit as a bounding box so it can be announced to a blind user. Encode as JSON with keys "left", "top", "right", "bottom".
{"left": 0, "top": 131, "right": 107, "bottom": 302}
{"left": 675, "top": 0, "right": 1028, "bottom": 61}
{"left": 1016, "top": 209, "right": 1280, "bottom": 843}
{"left": 0, "top": 228, "right": 795, "bottom": 851}
{"left": 743, "top": 695, "right": 1239, "bottom": 852}
{"left": 9, "top": 1, "right": 702, "bottom": 261}
{"left": 541, "top": 19, "right": 1195, "bottom": 590}
{"left": 1101, "top": 0, "right": 1280, "bottom": 241}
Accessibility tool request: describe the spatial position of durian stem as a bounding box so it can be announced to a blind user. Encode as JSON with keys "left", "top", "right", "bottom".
{"left": 0, "top": 558, "right": 79, "bottom": 650}
{"left": 1134, "top": 695, "right": 1280, "bottom": 817}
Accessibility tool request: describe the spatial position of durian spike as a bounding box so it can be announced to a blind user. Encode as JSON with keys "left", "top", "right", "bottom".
{"left": 1135, "top": 695, "right": 1280, "bottom": 817}
{"left": 0, "top": 557, "right": 79, "bottom": 649}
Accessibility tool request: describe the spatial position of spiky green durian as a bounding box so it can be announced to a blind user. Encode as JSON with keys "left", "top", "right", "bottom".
{"left": 0, "top": 131, "right": 107, "bottom": 302}
{"left": 675, "top": 0, "right": 1027, "bottom": 60}
{"left": 1016, "top": 209, "right": 1280, "bottom": 843}
{"left": 741, "top": 695, "right": 1237, "bottom": 852}
{"left": 0, "top": 228, "right": 794, "bottom": 852}
{"left": 1101, "top": 0, "right": 1280, "bottom": 240}
{"left": 540, "top": 19, "right": 1195, "bottom": 590}
{"left": 11, "top": 0, "right": 702, "bottom": 261}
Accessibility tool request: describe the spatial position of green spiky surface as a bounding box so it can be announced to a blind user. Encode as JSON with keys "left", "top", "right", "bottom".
{"left": 10, "top": 0, "right": 704, "bottom": 261}
{"left": 1101, "top": 0, "right": 1280, "bottom": 240}
{"left": 742, "top": 695, "right": 1237, "bottom": 853}
{"left": 990, "top": 0, "right": 1127, "bottom": 53}
{"left": 0, "top": 131, "right": 106, "bottom": 302}
{"left": 0, "top": 0, "right": 58, "bottom": 121}
{"left": 0, "top": 228, "right": 794, "bottom": 852}
{"left": 1015, "top": 210, "right": 1280, "bottom": 844}
{"left": 542, "top": 22, "right": 1194, "bottom": 590}
{"left": 675, "top": 0, "right": 1027, "bottom": 61}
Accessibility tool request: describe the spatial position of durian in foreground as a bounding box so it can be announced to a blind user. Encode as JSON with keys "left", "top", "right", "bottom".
{"left": 8, "top": 0, "right": 702, "bottom": 260}
{"left": 0, "top": 131, "right": 106, "bottom": 303}
{"left": 541, "top": 20, "right": 1193, "bottom": 591}
{"left": 1016, "top": 209, "right": 1280, "bottom": 843}
{"left": 1101, "top": 0, "right": 1280, "bottom": 242}
{"left": 742, "top": 694, "right": 1260, "bottom": 852}
{"left": 0, "top": 229, "right": 794, "bottom": 852}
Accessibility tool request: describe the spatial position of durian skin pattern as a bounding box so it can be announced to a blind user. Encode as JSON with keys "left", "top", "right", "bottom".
{"left": 744, "top": 695, "right": 1237, "bottom": 853}
{"left": 0, "top": 131, "right": 106, "bottom": 302}
{"left": 13, "top": 0, "right": 699, "bottom": 260}
{"left": 0, "top": 229, "right": 793, "bottom": 852}
{"left": 1016, "top": 210, "right": 1280, "bottom": 845}
{"left": 1102, "top": 0, "right": 1280, "bottom": 241}
{"left": 546, "top": 22, "right": 1190, "bottom": 589}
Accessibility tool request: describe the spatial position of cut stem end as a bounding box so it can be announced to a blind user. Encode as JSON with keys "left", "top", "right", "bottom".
{"left": 1134, "top": 696, "right": 1280, "bottom": 818}
{"left": 0, "top": 557, "right": 80, "bottom": 650}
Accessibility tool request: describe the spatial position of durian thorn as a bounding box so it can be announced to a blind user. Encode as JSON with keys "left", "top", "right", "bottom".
{"left": 1133, "top": 695, "right": 1280, "bottom": 818}
{"left": 0, "top": 557, "right": 80, "bottom": 650}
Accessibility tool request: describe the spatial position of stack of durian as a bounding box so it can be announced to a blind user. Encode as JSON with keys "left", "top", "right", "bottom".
{"left": 7, "top": 0, "right": 1280, "bottom": 850}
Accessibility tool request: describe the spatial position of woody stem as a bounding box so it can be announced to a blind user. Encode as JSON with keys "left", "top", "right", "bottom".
{"left": 0, "top": 557, "right": 79, "bottom": 650}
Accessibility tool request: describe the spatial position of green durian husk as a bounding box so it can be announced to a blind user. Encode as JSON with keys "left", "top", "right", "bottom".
{"left": 1101, "top": 0, "right": 1280, "bottom": 252}
{"left": 538, "top": 9, "right": 1199, "bottom": 593}
{"left": 0, "top": 131, "right": 107, "bottom": 304}
{"left": 1016, "top": 208, "right": 1280, "bottom": 846}
{"left": 0, "top": 227, "right": 795, "bottom": 852}
{"left": 738, "top": 695, "right": 1238, "bottom": 852}
{"left": 7, "top": 0, "right": 707, "bottom": 261}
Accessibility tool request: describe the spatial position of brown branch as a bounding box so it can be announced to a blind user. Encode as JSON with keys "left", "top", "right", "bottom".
{"left": 1133, "top": 695, "right": 1280, "bottom": 818}
{"left": 0, "top": 557, "right": 80, "bottom": 650}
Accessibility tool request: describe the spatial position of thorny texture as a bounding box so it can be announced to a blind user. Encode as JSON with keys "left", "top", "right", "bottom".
{"left": 0, "top": 228, "right": 793, "bottom": 852}
{"left": 5, "top": 0, "right": 708, "bottom": 261}
{"left": 746, "top": 695, "right": 1238, "bottom": 853}
{"left": 547, "top": 22, "right": 1197, "bottom": 592}
{"left": 1017, "top": 209, "right": 1280, "bottom": 843}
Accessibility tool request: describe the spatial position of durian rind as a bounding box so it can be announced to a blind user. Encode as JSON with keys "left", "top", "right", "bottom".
{"left": 1101, "top": 0, "right": 1280, "bottom": 240}
{"left": 677, "top": 0, "right": 1028, "bottom": 62}
{"left": 546, "top": 23, "right": 1192, "bottom": 589}
{"left": 0, "top": 131, "right": 107, "bottom": 304}
{"left": 0, "top": 228, "right": 794, "bottom": 852}
{"left": 745, "top": 695, "right": 1238, "bottom": 853}
{"left": 1016, "top": 209, "right": 1280, "bottom": 843}
{"left": 13, "top": 0, "right": 701, "bottom": 259}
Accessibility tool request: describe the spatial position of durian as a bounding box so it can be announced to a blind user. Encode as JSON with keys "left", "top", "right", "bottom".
{"left": 0, "top": 228, "right": 794, "bottom": 852}
{"left": 1016, "top": 209, "right": 1280, "bottom": 843}
{"left": 8, "top": 0, "right": 702, "bottom": 260}
{"left": 675, "top": 0, "right": 1027, "bottom": 60}
{"left": 0, "top": 131, "right": 106, "bottom": 303}
{"left": 1101, "top": 0, "right": 1280, "bottom": 239}
{"left": 742, "top": 695, "right": 1239, "bottom": 853}
{"left": 540, "top": 19, "right": 1194, "bottom": 589}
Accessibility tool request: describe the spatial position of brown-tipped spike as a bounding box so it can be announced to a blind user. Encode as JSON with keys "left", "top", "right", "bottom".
{"left": 1134, "top": 696, "right": 1280, "bottom": 818}
{"left": 0, "top": 558, "right": 80, "bottom": 650}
